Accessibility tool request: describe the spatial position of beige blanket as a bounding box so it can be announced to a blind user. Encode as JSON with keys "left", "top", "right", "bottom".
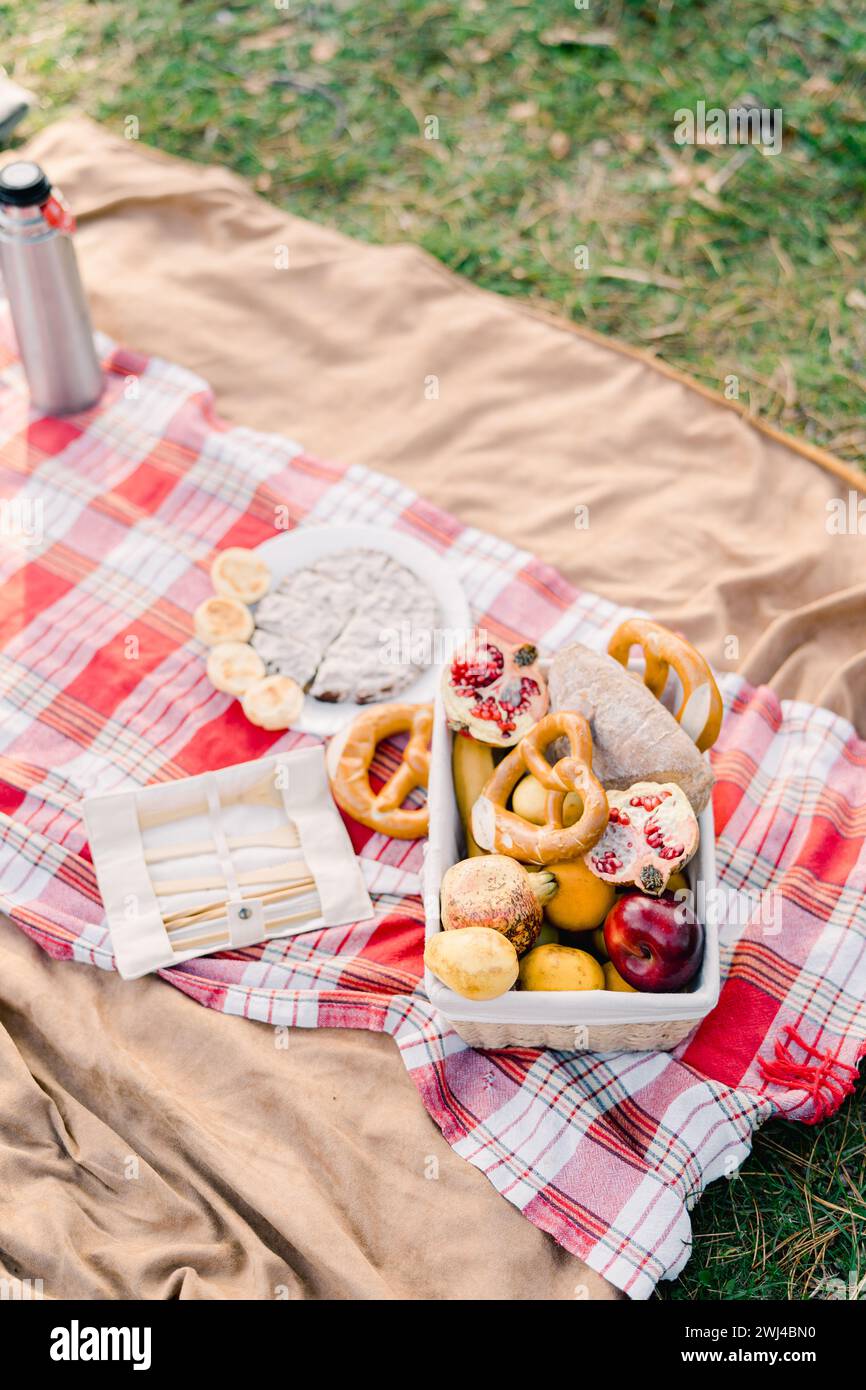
{"left": 0, "top": 117, "right": 862, "bottom": 1301}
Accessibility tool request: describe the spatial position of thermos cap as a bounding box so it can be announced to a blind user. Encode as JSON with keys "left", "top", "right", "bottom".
{"left": 0, "top": 160, "right": 52, "bottom": 207}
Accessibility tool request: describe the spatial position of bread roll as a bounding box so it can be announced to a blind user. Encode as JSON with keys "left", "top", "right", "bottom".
{"left": 548, "top": 642, "right": 714, "bottom": 812}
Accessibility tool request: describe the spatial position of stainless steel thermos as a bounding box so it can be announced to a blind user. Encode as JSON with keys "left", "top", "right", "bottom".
{"left": 0, "top": 160, "right": 103, "bottom": 415}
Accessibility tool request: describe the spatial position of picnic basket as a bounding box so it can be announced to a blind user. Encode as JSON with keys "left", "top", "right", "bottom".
{"left": 422, "top": 688, "right": 720, "bottom": 1052}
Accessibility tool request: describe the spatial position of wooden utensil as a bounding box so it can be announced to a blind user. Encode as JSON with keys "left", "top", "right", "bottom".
{"left": 169, "top": 905, "right": 318, "bottom": 953}
{"left": 163, "top": 879, "right": 317, "bottom": 933}
{"left": 151, "top": 859, "right": 312, "bottom": 897}
{"left": 144, "top": 824, "right": 300, "bottom": 864}
{"left": 137, "top": 769, "right": 287, "bottom": 833}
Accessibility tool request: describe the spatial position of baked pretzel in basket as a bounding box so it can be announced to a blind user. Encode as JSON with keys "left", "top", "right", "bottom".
{"left": 471, "top": 711, "right": 608, "bottom": 865}
{"left": 607, "top": 618, "right": 723, "bottom": 753}
{"left": 328, "top": 702, "right": 433, "bottom": 839}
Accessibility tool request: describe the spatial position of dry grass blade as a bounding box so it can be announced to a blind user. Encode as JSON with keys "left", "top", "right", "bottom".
{"left": 599, "top": 265, "right": 684, "bottom": 291}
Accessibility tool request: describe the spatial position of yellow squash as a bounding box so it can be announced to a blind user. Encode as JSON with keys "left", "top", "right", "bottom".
{"left": 425, "top": 926, "right": 519, "bottom": 1000}
{"left": 452, "top": 734, "right": 495, "bottom": 857}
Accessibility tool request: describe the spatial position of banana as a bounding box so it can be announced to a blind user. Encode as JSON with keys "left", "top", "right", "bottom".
{"left": 242, "top": 674, "right": 304, "bottom": 731}
{"left": 452, "top": 733, "right": 495, "bottom": 857}
{"left": 194, "top": 595, "right": 254, "bottom": 646}
{"left": 207, "top": 642, "right": 266, "bottom": 696}
{"left": 210, "top": 547, "right": 271, "bottom": 604}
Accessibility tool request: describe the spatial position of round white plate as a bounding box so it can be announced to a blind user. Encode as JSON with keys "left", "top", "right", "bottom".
{"left": 255, "top": 523, "right": 470, "bottom": 737}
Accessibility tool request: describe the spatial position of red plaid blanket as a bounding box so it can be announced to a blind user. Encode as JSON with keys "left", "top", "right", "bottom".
{"left": 1, "top": 328, "right": 863, "bottom": 1299}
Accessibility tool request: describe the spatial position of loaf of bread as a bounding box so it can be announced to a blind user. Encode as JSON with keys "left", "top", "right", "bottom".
{"left": 548, "top": 642, "right": 714, "bottom": 813}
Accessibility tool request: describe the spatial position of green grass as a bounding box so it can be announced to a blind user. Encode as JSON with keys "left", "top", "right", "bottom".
{"left": 2, "top": 0, "right": 864, "bottom": 1299}
{"left": 665, "top": 1080, "right": 865, "bottom": 1300}
{"left": 4, "top": 0, "right": 865, "bottom": 460}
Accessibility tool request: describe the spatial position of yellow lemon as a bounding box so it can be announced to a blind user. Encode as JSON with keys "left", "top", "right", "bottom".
{"left": 543, "top": 859, "right": 616, "bottom": 933}
{"left": 666, "top": 871, "right": 690, "bottom": 894}
{"left": 512, "top": 775, "right": 581, "bottom": 827}
{"left": 591, "top": 926, "right": 609, "bottom": 960}
{"left": 519, "top": 944, "right": 604, "bottom": 991}
{"left": 603, "top": 961, "right": 637, "bottom": 993}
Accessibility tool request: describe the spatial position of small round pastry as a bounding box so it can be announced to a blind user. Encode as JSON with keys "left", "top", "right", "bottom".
{"left": 207, "top": 642, "right": 266, "bottom": 697}
{"left": 241, "top": 674, "right": 304, "bottom": 730}
{"left": 210, "top": 547, "right": 271, "bottom": 605}
{"left": 194, "top": 595, "right": 254, "bottom": 646}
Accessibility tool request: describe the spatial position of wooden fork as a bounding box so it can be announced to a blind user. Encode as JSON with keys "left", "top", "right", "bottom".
{"left": 137, "top": 768, "right": 288, "bottom": 833}
{"left": 169, "top": 905, "right": 319, "bottom": 953}
{"left": 151, "top": 859, "right": 312, "bottom": 897}
{"left": 144, "top": 824, "right": 300, "bottom": 865}
{"left": 163, "top": 879, "right": 316, "bottom": 932}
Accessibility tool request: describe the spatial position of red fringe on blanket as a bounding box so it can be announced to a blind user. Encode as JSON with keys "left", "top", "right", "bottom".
{"left": 758, "top": 1026, "right": 861, "bottom": 1122}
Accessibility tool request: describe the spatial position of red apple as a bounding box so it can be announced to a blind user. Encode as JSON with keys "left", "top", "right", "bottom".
{"left": 602, "top": 892, "right": 704, "bottom": 992}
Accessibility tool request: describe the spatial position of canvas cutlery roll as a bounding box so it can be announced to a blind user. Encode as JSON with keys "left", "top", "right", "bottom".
{"left": 83, "top": 746, "right": 373, "bottom": 978}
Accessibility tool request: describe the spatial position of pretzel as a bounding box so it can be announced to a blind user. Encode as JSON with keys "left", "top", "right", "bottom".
{"left": 471, "top": 711, "right": 608, "bottom": 865}
{"left": 607, "top": 618, "right": 723, "bottom": 753}
{"left": 327, "top": 702, "right": 433, "bottom": 840}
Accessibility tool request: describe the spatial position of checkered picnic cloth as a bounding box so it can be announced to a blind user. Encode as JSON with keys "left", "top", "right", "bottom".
{"left": 1, "top": 323, "right": 864, "bottom": 1300}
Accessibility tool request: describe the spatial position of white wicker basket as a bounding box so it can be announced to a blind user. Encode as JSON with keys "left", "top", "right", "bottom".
{"left": 422, "top": 689, "right": 720, "bottom": 1052}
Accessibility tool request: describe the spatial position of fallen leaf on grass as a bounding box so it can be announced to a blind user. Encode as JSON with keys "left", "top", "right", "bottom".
{"left": 844, "top": 288, "right": 866, "bottom": 310}
{"left": 239, "top": 28, "right": 289, "bottom": 55}
{"left": 509, "top": 100, "right": 538, "bottom": 120}
{"left": 801, "top": 74, "right": 836, "bottom": 97}
{"left": 311, "top": 36, "right": 340, "bottom": 64}
{"left": 548, "top": 130, "right": 571, "bottom": 159}
{"left": 242, "top": 73, "right": 271, "bottom": 97}
{"left": 540, "top": 25, "right": 616, "bottom": 47}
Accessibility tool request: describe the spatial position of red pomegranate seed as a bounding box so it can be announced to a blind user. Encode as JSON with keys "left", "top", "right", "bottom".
{"left": 451, "top": 645, "right": 504, "bottom": 689}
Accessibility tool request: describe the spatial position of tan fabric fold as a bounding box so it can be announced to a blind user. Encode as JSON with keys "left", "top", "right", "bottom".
{"left": 20, "top": 116, "right": 865, "bottom": 726}
{"left": 0, "top": 926, "right": 609, "bottom": 1301}
{"left": 1, "top": 115, "right": 863, "bottom": 1302}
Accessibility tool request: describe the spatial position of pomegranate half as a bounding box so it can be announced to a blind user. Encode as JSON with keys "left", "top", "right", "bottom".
{"left": 585, "top": 780, "right": 699, "bottom": 895}
{"left": 442, "top": 635, "right": 548, "bottom": 747}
